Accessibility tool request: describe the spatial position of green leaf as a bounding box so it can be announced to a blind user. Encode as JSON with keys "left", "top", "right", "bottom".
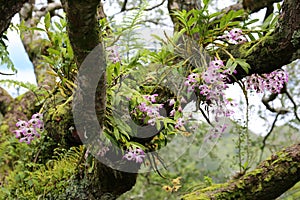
{"left": 41, "top": 55, "right": 55, "bottom": 66}
{"left": 209, "top": 11, "right": 222, "bottom": 19}
{"left": 226, "top": 58, "right": 237, "bottom": 74}
{"left": 54, "top": 21, "right": 63, "bottom": 31}
{"left": 31, "top": 27, "right": 45, "bottom": 32}
{"left": 156, "top": 120, "right": 161, "bottom": 130}
{"left": 270, "top": 15, "right": 279, "bottom": 28}
{"left": 47, "top": 48, "right": 61, "bottom": 56}
{"left": 276, "top": 3, "right": 281, "bottom": 11}
{"left": 128, "top": 142, "right": 146, "bottom": 150}
{"left": 103, "top": 131, "right": 118, "bottom": 147}
{"left": 244, "top": 19, "right": 259, "bottom": 26}
{"left": 247, "top": 33, "right": 256, "bottom": 41}
{"left": 235, "top": 58, "right": 251, "bottom": 74}
{"left": 44, "top": 12, "right": 51, "bottom": 30}
{"left": 227, "top": 21, "right": 241, "bottom": 27}
{"left": 261, "top": 13, "right": 274, "bottom": 29}
{"left": 226, "top": 58, "right": 234, "bottom": 69}
{"left": 114, "top": 128, "right": 120, "bottom": 140}
{"left": 203, "top": 0, "right": 210, "bottom": 6}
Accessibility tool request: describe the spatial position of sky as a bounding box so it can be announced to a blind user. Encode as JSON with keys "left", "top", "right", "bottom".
{"left": 0, "top": 0, "right": 271, "bottom": 135}
{"left": 0, "top": 16, "right": 36, "bottom": 97}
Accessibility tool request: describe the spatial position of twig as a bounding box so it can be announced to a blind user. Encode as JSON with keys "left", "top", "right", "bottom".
{"left": 283, "top": 86, "right": 300, "bottom": 122}
{"left": 120, "top": 0, "right": 128, "bottom": 12}
{"left": 123, "top": 0, "right": 166, "bottom": 12}
{"left": 112, "top": 0, "right": 166, "bottom": 18}
{"left": 262, "top": 92, "right": 289, "bottom": 114}
{"left": 259, "top": 112, "right": 280, "bottom": 162}
{"left": 0, "top": 71, "right": 15, "bottom": 75}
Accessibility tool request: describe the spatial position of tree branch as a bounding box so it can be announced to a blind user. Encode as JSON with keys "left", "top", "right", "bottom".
{"left": 259, "top": 112, "right": 280, "bottom": 162}
{"left": 167, "top": 0, "right": 300, "bottom": 81}
{"left": 122, "top": 0, "right": 166, "bottom": 12}
{"left": 262, "top": 91, "right": 289, "bottom": 114}
{"left": 242, "top": 0, "right": 282, "bottom": 13}
{"left": 34, "top": 2, "right": 62, "bottom": 19}
{"left": 0, "top": 0, "right": 28, "bottom": 37}
{"left": 221, "top": 0, "right": 281, "bottom": 16}
{"left": 182, "top": 143, "right": 300, "bottom": 200}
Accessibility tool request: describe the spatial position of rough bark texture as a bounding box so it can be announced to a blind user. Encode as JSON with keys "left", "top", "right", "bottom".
{"left": 62, "top": 0, "right": 102, "bottom": 66}
{"left": 0, "top": 0, "right": 28, "bottom": 37}
{"left": 222, "top": 0, "right": 282, "bottom": 15}
{"left": 182, "top": 143, "right": 300, "bottom": 200}
{"left": 0, "top": 88, "right": 13, "bottom": 117}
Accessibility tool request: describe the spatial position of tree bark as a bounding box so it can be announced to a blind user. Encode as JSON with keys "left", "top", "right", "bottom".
{"left": 0, "top": 0, "right": 28, "bottom": 37}
{"left": 242, "top": 0, "right": 282, "bottom": 13}
{"left": 182, "top": 143, "right": 300, "bottom": 200}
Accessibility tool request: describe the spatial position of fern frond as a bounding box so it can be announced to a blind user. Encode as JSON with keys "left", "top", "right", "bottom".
{"left": 1, "top": 146, "right": 85, "bottom": 199}
{"left": 0, "top": 79, "right": 38, "bottom": 92}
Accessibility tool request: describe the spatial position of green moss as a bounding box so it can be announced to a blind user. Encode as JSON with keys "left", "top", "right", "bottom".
{"left": 182, "top": 183, "right": 228, "bottom": 200}
{"left": 0, "top": 124, "right": 9, "bottom": 133}
{"left": 182, "top": 191, "right": 211, "bottom": 200}
{"left": 43, "top": 94, "right": 76, "bottom": 146}
{"left": 292, "top": 30, "right": 300, "bottom": 47}
{"left": 290, "top": 166, "right": 297, "bottom": 174}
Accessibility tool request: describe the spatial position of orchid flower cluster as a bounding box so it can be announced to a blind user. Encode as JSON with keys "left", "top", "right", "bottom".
{"left": 123, "top": 147, "right": 145, "bottom": 163}
{"left": 168, "top": 98, "right": 187, "bottom": 129}
{"left": 85, "top": 140, "right": 110, "bottom": 160}
{"left": 246, "top": 70, "right": 289, "bottom": 93}
{"left": 185, "top": 59, "right": 230, "bottom": 104}
{"left": 107, "top": 46, "right": 121, "bottom": 63}
{"left": 13, "top": 113, "right": 44, "bottom": 144}
{"left": 218, "top": 28, "right": 247, "bottom": 44}
{"left": 185, "top": 59, "right": 235, "bottom": 135}
{"left": 93, "top": 139, "right": 110, "bottom": 157}
{"left": 131, "top": 94, "right": 164, "bottom": 126}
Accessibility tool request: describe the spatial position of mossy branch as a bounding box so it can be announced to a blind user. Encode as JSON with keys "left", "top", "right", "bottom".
{"left": 182, "top": 143, "right": 300, "bottom": 200}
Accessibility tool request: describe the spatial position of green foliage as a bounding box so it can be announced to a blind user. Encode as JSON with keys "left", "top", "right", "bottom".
{"left": 104, "top": 2, "right": 183, "bottom": 153}
{"left": 0, "top": 146, "right": 84, "bottom": 199}
{"left": 0, "top": 35, "right": 16, "bottom": 73}
{"left": 0, "top": 79, "right": 38, "bottom": 92}
{"left": 42, "top": 13, "right": 76, "bottom": 96}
